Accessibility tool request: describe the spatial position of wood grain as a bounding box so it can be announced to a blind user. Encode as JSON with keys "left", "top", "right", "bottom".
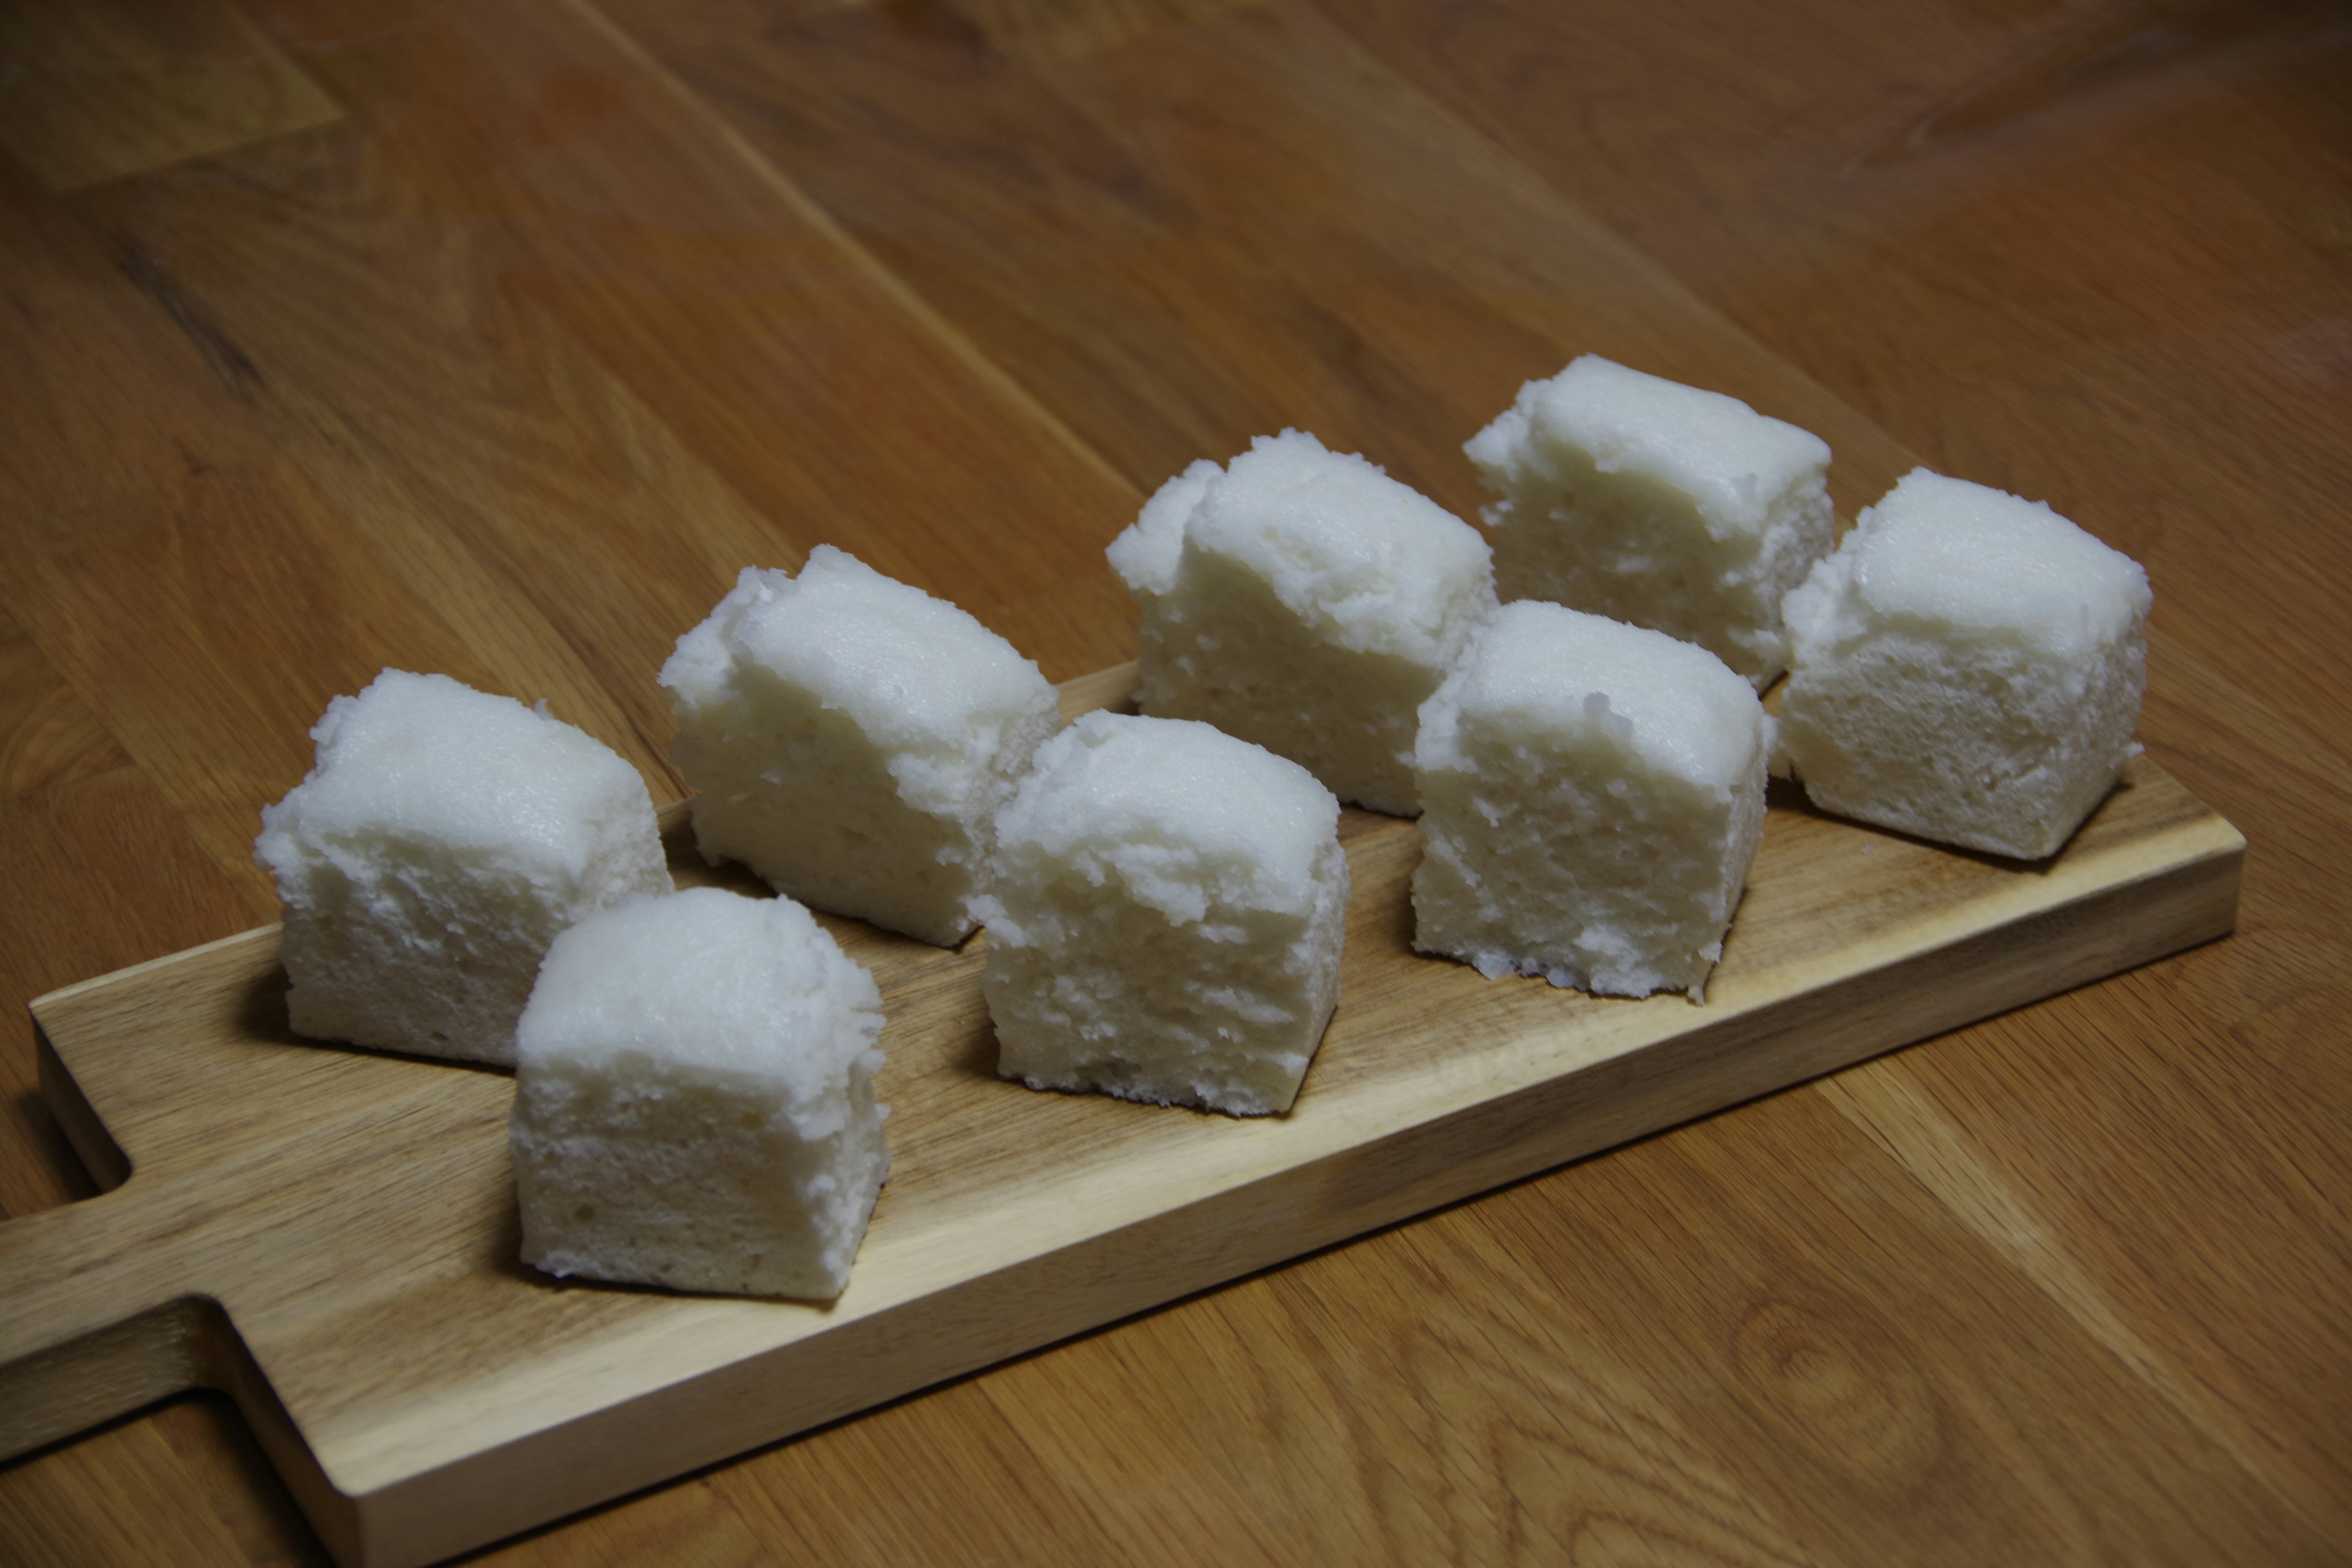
{"left": 0, "top": 0, "right": 339, "bottom": 191}
{"left": 1, "top": 0, "right": 2345, "bottom": 1559}
{"left": 1, "top": 674, "right": 2241, "bottom": 1564}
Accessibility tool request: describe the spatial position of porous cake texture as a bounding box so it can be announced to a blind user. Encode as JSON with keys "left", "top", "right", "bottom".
{"left": 254, "top": 669, "right": 670, "bottom": 1066}
{"left": 1464, "top": 355, "right": 1835, "bottom": 688}
{"left": 1778, "top": 468, "right": 2151, "bottom": 860}
{"left": 975, "top": 712, "right": 1350, "bottom": 1117}
{"left": 660, "top": 546, "right": 1062, "bottom": 946}
{"left": 1414, "top": 601, "right": 1768, "bottom": 1000}
{"left": 1107, "top": 431, "right": 1495, "bottom": 816}
{"left": 509, "top": 887, "right": 888, "bottom": 1300}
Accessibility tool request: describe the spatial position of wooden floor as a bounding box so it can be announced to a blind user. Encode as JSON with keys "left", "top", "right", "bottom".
{"left": 1, "top": 0, "right": 2346, "bottom": 1561}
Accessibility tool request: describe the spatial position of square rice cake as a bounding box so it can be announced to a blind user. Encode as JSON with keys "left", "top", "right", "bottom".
{"left": 1108, "top": 431, "right": 1494, "bottom": 816}
{"left": 1777, "top": 467, "right": 2151, "bottom": 859}
{"left": 661, "top": 546, "right": 1061, "bottom": 946}
{"left": 1414, "top": 601, "right": 1767, "bottom": 999}
{"left": 976, "top": 712, "right": 1350, "bottom": 1116}
{"left": 254, "top": 669, "right": 670, "bottom": 1066}
{"left": 509, "top": 887, "right": 888, "bottom": 1300}
{"left": 1465, "top": 356, "right": 1834, "bottom": 688}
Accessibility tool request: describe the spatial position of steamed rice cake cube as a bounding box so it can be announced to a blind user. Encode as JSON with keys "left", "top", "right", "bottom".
{"left": 508, "top": 887, "right": 888, "bottom": 1300}
{"left": 659, "top": 546, "right": 1061, "bottom": 946}
{"left": 1413, "top": 601, "right": 1767, "bottom": 1000}
{"left": 252, "top": 669, "right": 670, "bottom": 1066}
{"left": 1778, "top": 469, "right": 2152, "bottom": 860}
{"left": 975, "top": 712, "right": 1350, "bottom": 1117}
{"left": 1107, "top": 431, "right": 1495, "bottom": 816}
{"left": 1464, "top": 356, "right": 1835, "bottom": 688}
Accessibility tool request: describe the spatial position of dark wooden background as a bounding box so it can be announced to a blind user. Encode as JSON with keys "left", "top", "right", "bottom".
{"left": 2, "top": 0, "right": 2347, "bottom": 1561}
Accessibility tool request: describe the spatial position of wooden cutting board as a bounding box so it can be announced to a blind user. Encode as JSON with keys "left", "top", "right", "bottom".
{"left": 0, "top": 663, "right": 2242, "bottom": 1568}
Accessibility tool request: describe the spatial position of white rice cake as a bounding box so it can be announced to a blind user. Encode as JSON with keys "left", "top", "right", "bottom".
{"left": 253, "top": 669, "right": 670, "bottom": 1066}
{"left": 509, "top": 886, "right": 888, "bottom": 1300}
{"left": 660, "top": 546, "right": 1062, "bottom": 946}
{"left": 976, "top": 711, "right": 1350, "bottom": 1117}
{"left": 1414, "top": 601, "right": 1768, "bottom": 999}
{"left": 1464, "top": 355, "right": 1835, "bottom": 688}
{"left": 1779, "top": 467, "right": 2152, "bottom": 859}
{"left": 1107, "top": 430, "right": 1495, "bottom": 816}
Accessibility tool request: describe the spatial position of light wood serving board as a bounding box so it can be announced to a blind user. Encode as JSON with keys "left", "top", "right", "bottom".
{"left": 0, "top": 664, "right": 2242, "bottom": 1568}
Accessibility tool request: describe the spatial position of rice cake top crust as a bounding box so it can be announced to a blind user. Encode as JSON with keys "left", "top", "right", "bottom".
{"left": 1105, "top": 458, "right": 1219, "bottom": 600}
{"left": 516, "top": 888, "right": 883, "bottom": 1109}
{"left": 255, "top": 669, "right": 652, "bottom": 883}
{"left": 991, "top": 712, "right": 1341, "bottom": 926}
{"left": 1467, "top": 356, "right": 1830, "bottom": 540}
{"left": 1419, "top": 602, "right": 1764, "bottom": 793}
{"left": 1786, "top": 469, "right": 2152, "bottom": 662}
{"left": 1109, "top": 432, "right": 1491, "bottom": 666}
{"left": 660, "top": 546, "right": 1053, "bottom": 781}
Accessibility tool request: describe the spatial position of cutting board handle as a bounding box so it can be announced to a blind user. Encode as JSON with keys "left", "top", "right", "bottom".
{"left": 0, "top": 1183, "right": 235, "bottom": 1461}
{"left": 0, "top": 1033, "right": 232, "bottom": 1463}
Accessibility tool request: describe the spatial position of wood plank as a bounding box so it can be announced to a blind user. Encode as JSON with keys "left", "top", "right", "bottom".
{"left": 596, "top": 0, "right": 1921, "bottom": 524}
{"left": 225, "top": 0, "right": 1136, "bottom": 649}
{"left": 967, "top": 1213, "right": 1836, "bottom": 1566}
{"left": 0, "top": 608, "right": 126, "bottom": 807}
{"left": 0, "top": 654, "right": 2241, "bottom": 1564}
{"left": 0, "top": 158, "right": 525, "bottom": 907}
{"left": 0, "top": 769, "right": 270, "bottom": 1216}
{"left": 1434, "top": 1085, "right": 2328, "bottom": 1565}
{"left": 0, "top": 1406, "right": 265, "bottom": 1564}
{"left": 0, "top": 0, "right": 339, "bottom": 191}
